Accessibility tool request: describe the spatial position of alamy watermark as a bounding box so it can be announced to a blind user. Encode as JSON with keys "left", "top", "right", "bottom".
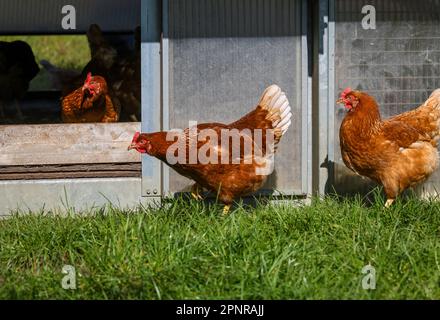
{"left": 61, "top": 5, "right": 76, "bottom": 30}
{"left": 362, "top": 264, "right": 376, "bottom": 290}
{"left": 361, "top": 5, "right": 376, "bottom": 30}
{"left": 61, "top": 265, "right": 76, "bottom": 290}
{"left": 163, "top": 121, "right": 276, "bottom": 176}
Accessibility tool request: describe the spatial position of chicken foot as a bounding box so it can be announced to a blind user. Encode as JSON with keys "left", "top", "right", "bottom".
{"left": 191, "top": 184, "right": 203, "bottom": 201}
{"left": 222, "top": 205, "right": 231, "bottom": 215}
{"left": 385, "top": 199, "right": 395, "bottom": 208}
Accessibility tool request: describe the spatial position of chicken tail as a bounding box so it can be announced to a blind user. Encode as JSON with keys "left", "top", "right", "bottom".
{"left": 230, "top": 85, "right": 292, "bottom": 144}
{"left": 423, "top": 88, "right": 440, "bottom": 111}
{"left": 422, "top": 88, "right": 440, "bottom": 139}
{"left": 389, "top": 88, "right": 440, "bottom": 145}
{"left": 258, "top": 85, "right": 292, "bottom": 137}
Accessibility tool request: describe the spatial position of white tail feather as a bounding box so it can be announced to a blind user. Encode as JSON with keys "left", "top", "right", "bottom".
{"left": 258, "top": 85, "right": 293, "bottom": 137}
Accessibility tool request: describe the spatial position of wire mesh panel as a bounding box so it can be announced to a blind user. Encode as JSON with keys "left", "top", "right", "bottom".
{"left": 333, "top": 0, "right": 440, "bottom": 195}
{"left": 165, "top": 0, "right": 306, "bottom": 195}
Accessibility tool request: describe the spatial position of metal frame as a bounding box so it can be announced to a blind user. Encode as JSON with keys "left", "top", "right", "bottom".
{"left": 161, "top": 0, "right": 171, "bottom": 197}
{"left": 0, "top": 178, "right": 145, "bottom": 215}
{"left": 141, "top": 0, "right": 162, "bottom": 200}
{"left": 313, "top": 0, "right": 335, "bottom": 195}
{"left": 327, "top": 0, "right": 336, "bottom": 195}
{"left": 302, "top": 0, "right": 313, "bottom": 196}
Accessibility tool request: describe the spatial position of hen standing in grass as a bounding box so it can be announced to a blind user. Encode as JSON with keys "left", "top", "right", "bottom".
{"left": 0, "top": 40, "right": 39, "bottom": 120}
{"left": 129, "top": 85, "right": 292, "bottom": 213}
{"left": 338, "top": 88, "right": 440, "bottom": 207}
{"left": 61, "top": 72, "right": 120, "bottom": 123}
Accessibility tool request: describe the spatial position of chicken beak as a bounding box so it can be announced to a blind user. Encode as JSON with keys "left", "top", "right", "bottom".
{"left": 128, "top": 143, "right": 137, "bottom": 151}
{"left": 336, "top": 98, "right": 345, "bottom": 105}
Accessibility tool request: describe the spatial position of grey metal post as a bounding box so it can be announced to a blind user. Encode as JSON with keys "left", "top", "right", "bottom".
{"left": 161, "top": 0, "right": 171, "bottom": 197}
{"left": 313, "top": 0, "right": 335, "bottom": 196}
{"left": 141, "top": 0, "right": 162, "bottom": 198}
{"left": 302, "top": 0, "right": 313, "bottom": 196}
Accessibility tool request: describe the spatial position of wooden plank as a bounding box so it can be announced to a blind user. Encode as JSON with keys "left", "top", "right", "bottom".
{"left": 0, "top": 171, "right": 140, "bottom": 180}
{"left": 0, "top": 163, "right": 141, "bottom": 173}
{"left": 0, "top": 163, "right": 141, "bottom": 180}
{"left": 0, "top": 123, "right": 142, "bottom": 166}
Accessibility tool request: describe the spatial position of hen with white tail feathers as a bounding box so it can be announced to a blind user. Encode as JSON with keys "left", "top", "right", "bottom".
{"left": 128, "top": 84, "right": 293, "bottom": 213}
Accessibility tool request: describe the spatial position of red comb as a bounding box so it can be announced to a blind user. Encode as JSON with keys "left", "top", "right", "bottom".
{"left": 84, "top": 72, "right": 92, "bottom": 85}
{"left": 132, "top": 131, "right": 141, "bottom": 142}
{"left": 341, "top": 87, "right": 352, "bottom": 99}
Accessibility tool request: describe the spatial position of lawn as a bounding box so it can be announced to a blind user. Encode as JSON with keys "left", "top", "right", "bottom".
{"left": 0, "top": 194, "right": 439, "bottom": 300}
{"left": 0, "top": 35, "right": 90, "bottom": 90}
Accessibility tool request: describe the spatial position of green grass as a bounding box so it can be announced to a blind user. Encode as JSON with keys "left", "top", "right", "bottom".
{"left": 0, "top": 35, "right": 90, "bottom": 90}
{"left": 0, "top": 193, "right": 439, "bottom": 300}
{"left": 0, "top": 35, "right": 90, "bottom": 70}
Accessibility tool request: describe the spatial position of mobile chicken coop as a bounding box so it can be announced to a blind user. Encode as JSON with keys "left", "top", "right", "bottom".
{"left": 1, "top": 0, "right": 440, "bottom": 214}
{"left": 0, "top": 0, "right": 312, "bottom": 213}
{"left": 0, "top": 0, "right": 143, "bottom": 213}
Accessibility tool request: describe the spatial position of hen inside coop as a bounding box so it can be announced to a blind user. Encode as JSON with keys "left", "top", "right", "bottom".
{"left": 0, "top": 0, "right": 141, "bottom": 125}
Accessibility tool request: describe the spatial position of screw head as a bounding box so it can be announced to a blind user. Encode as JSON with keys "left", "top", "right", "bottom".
{"left": 153, "top": 189, "right": 158, "bottom": 195}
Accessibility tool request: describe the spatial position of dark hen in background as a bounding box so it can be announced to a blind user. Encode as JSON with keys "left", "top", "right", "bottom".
{"left": 83, "top": 24, "right": 141, "bottom": 122}
{"left": 113, "top": 26, "right": 141, "bottom": 122}
{"left": 0, "top": 40, "right": 39, "bottom": 120}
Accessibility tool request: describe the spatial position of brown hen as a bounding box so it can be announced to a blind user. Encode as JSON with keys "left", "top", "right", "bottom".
{"left": 61, "top": 73, "right": 120, "bottom": 123}
{"left": 128, "top": 85, "right": 292, "bottom": 214}
{"left": 338, "top": 88, "right": 440, "bottom": 207}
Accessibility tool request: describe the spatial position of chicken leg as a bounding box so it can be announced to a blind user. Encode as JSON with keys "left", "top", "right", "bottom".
{"left": 191, "top": 183, "right": 203, "bottom": 201}
{"left": 222, "top": 205, "right": 231, "bottom": 215}
{"left": 385, "top": 199, "right": 395, "bottom": 208}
